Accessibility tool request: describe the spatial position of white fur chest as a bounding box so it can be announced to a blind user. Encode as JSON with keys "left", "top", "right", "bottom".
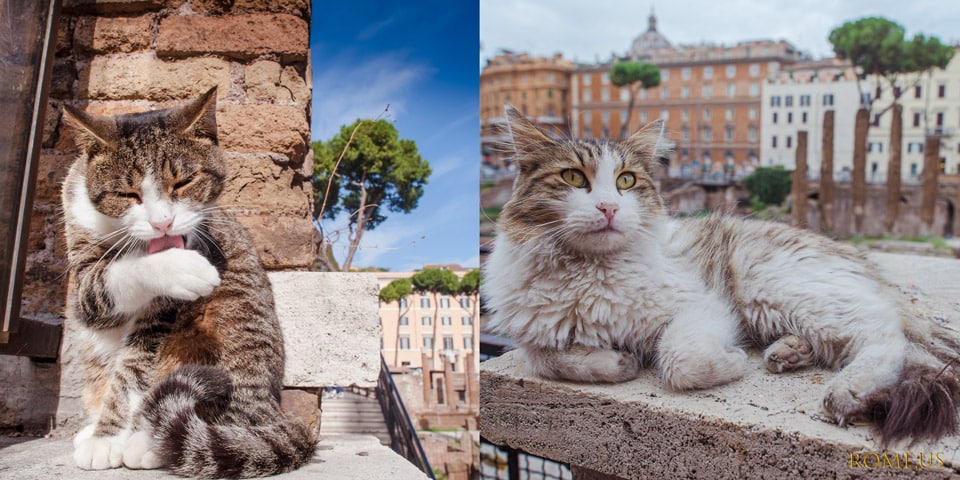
{"left": 484, "top": 235, "right": 693, "bottom": 352}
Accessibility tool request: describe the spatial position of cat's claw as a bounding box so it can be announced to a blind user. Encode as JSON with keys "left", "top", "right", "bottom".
{"left": 764, "top": 335, "right": 815, "bottom": 373}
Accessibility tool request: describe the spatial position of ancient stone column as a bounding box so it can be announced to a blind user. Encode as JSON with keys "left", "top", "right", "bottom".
{"left": 885, "top": 103, "right": 903, "bottom": 234}
{"left": 852, "top": 108, "right": 869, "bottom": 235}
{"left": 792, "top": 131, "right": 808, "bottom": 228}
{"left": 920, "top": 135, "right": 941, "bottom": 236}
{"left": 819, "top": 110, "right": 835, "bottom": 233}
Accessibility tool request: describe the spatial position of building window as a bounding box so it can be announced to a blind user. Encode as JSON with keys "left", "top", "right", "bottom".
{"left": 601, "top": 88, "right": 610, "bottom": 102}
{"left": 772, "top": 112, "right": 778, "bottom": 124}
{"left": 802, "top": 112, "right": 808, "bottom": 123}
{"left": 770, "top": 96, "right": 781, "bottom": 107}
{"left": 420, "top": 297, "right": 430, "bottom": 308}
{"left": 582, "top": 73, "right": 591, "bottom": 86}
{"left": 601, "top": 73, "right": 610, "bottom": 85}
{"left": 785, "top": 95, "right": 794, "bottom": 107}
{"left": 913, "top": 112, "right": 921, "bottom": 127}
{"left": 422, "top": 315, "right": 431, "bottom": 326}
{"left": 703, "top": 108, "right": 711, "bottom": 121}
{"left": 868, "top": 142, "right": 883, "bottom": 153}
{"left": 915, "top": 85, "right": 922, "bottom": 99}
{"left": 462, "top": 315, "right": 472, "bottom": 326}
{"left": 704, "top": 66, "right": 713, "bottom": 79}
{"left": 423, "top": 336, "right": 433, "bottom": 349}
{"left": 440, "top": 296, "right": 450, "bottom": 308}
{"left": 546, "top": 73, "right": 554, "bottom": 82}
{"left": 547, "top": 89, "right": 554, "bottom": 99}
{"left": 749, "top": 83, "right": 759, "bottom": 97}
{"left": 459, "top": 296, "right": 470, "bottom": 308}
{"left": 702, "top": 127, "right": 712, "bottom": 142}
{"left": 399, "top": 337, "right": 410, "bottom": 350}
{"left": 703, "top": 85, "right": 712, "bottom": 98}
{"left": 748, "top": 126, "right": 758, "bottom": 143}
{"left": 787, "top": 112, "right": 793, "bottom": 124}
{"left": 681, "top": 126, "right": 690, "bottom": 141}
{"left": 660, "top": 86, "right": 668, "bottom": 99}
{"left": 725, "top": 126, "right": 734, "bottom": 143}
{"left": 640, "top": 88, "right": 648, "bottom": 100}
{"left": 800, "top": 94, "right": 811, "bottom": 106}
{"left": 936, "top": 112, "right": 944, "bottom": 126}
{"left": 681, "top": 109, "right": 690, "bottom": 121}
{"left": 786, "top": 136, "right": 792, "bottom": 148}
{"left": 620, "top": 87, "right": 629, "bottom": 102}
{"left": 463, "top": 336, "right": 473, "bottom": 350}
{"left": 660, "top": 109, "right": 669, "bottom": 120}
{"left": 938, "top": 84, "right": 946, "bottom": 98}
{"left": 726, "top": 65, "right": 736, "bottom": 78}
{"left": 749, "top": 64, "right": 760, "bottom": 77}
{"left": 583, "top": 90, "right": 591, "bottom": 102}
{"left": 661, "top": 68, "right": 669, "bottom": 81}
{"left": 872, "top": 114, "right": 881, "bottom": 127}
{"left": 908, "top": 142, "right": 924, "bottom": 154}
{"left": 399, "top": 315, "right": 409, "bottom": 326}
{"left": 910, "top": 163, "right": 918, "bottom": 176}
{"left": 772, "top": 136, "right": 778, "bottom": 148}
{"left": 749, "top": 108, "right": 757, "bottom": 120}
{"left": 823, "top": 94, "right": 834, "bottom": 106}
{"left": 601, "top": 111, "right": 610, "bottom": 124}
{"left": 584, "top": 111, "right": 592, "bottom": 123}
{"left": 443, "top": 336, "right": 455, "bottom": 350}
{"left": 682, "top": 86, "right": 690, "bottom": 98}
{"left": 620, "top": 111, "right": 628, "bottom": 123}
{"left": 682, "top": 67, "right": 691, "bottom": 80}
{"left": 727, "top": 83, "right": 736, "bottom": 98}
{"left": 640, "top": 111, "right": 648, "bottom": 122}
{"left": 441, "top": 315, "right": 452, "bottom": 326}
{"left": 399, "top": 298, "right": 407, "bottom": 308}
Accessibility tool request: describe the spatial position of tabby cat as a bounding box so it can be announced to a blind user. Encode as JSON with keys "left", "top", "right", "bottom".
{"left": 483, "top": 105, "right": 960, "bottom": 445}
{"left": 61, "top": 87, "right": 317, "bottom": 477}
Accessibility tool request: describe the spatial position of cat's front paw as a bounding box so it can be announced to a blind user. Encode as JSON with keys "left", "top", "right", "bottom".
{"left": 660, "top": 346, "right": 747, "bottom": 390}
{"left": 822, "top": 376, "right": 868, "bottom": 425}
{"left": 123, "top": 430, "right": 165, "bottom": 470}
{"left": 74, "top": 433, "right": 128, "bottom": 470}
{"left": 764, "top": 335, "right": 815, "bottom": 373}
{"left": 144, "top": 248, "right": 221, "bottom": 301}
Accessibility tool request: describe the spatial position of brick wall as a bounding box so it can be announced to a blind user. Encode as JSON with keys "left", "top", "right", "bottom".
{"left": 23, "top": 0, "right": 315, "bottom": 324}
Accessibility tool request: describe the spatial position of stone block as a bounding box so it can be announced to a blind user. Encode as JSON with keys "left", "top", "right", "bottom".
{"left": 269, "top": 272, "right": 381, "bottom": 388}
{"left": 218, "top": 104, "right": 309, "bottom": 161}
{"left": 221, "top": 153, "right": 312, "bottom": 218}
{"left": 0, "top": 355, "right": 61, "bottom": 434}
{"left": 73, "top": 15, "right": 153, "bottom": 53}
{"left": 157, "top": 14, "right": 308, "bottom": 62}
{"left": 245, "top": 60, "right": 310, "bottom": 104}
{"left": 80, "top": 54, "right": 231, "bottom": 101}
{"left": 234, "top": 213, "right": 317, "bottom": 270}
{"left": 280, "top": 389, "right": 320, "bottom": 433}
{"left": 190, "top": 0, "right": 310, "bottom": 17}
{"left": 42, "top": 103, "right": 62, "bottom": 149}
{"left": 55, "top": 15, "right": 73, "bottom": 54}
{"left": 50, "top": 59, "right": 77, "bottom": 99}
{"left": 33, "top": 153, "right": 71, "bottom": 204}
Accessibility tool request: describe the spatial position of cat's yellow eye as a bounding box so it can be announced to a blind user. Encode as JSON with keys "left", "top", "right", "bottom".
{"left": 616, "top": 172, "right": 636, "bottom": 190}
{"left": 560, "top": 169, "right": 588, "bottom": 188}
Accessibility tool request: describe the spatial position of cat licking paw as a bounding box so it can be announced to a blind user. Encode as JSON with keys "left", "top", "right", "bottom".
{"left": 142, "top": 248, "right": 221, "bottom": 302}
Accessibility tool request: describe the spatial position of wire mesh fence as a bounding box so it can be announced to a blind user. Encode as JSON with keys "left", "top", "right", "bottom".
{"left": 480, "top": 436, "right": 572, "bottom": 480}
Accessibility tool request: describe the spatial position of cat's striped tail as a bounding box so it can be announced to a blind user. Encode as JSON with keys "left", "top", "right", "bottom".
{"left": 141, "top": 365, "right": 318, "bottom": 478}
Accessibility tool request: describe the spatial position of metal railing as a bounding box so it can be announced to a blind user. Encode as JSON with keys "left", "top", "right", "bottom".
{"left": 375, "top": 354, "right": 435, "bottom": 478}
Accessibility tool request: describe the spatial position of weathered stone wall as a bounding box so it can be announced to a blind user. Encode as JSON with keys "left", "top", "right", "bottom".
{"left": 6, "top": 0, "right": 314, "bottom": 433}
{"left": 24, "top": 0, "right": 314, "bottom": 324}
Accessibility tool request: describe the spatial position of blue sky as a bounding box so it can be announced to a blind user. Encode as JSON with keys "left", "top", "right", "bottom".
{"left": 311, "top": 1, "right": 479, "bottom": 272}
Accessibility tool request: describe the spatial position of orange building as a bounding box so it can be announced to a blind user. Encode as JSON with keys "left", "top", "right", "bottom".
{"left": 479, "top": 51, "right": 574, "bottom": 168}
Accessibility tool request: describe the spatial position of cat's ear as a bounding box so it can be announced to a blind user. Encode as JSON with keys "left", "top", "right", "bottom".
{"left": 62, "top": 105, "right": 119, "bottom": 152}
{"left": 504, "top": 104, "right": 553, "bottom": 156}
{"left": 172, "top": 86, "right": 218, "bottom": 144}
{"left": 624, "top": 119, "right": 670, "bottom": 172}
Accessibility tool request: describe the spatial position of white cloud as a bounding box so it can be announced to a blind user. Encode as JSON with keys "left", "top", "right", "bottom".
{"left": 313, "top": 52, "right": 435, "bottom": 141}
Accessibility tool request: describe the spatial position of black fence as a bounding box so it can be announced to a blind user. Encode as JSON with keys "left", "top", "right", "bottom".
{"left": 479, "top": 437, "right": 571, "bottom": 480}
{"left": 375, "top": 355, "right": 435, "bottom": 478}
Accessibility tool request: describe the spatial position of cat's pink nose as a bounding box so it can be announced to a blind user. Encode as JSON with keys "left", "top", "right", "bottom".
{"left": 150, "top": 219, "right": 173, "bottom": 233}
{"left": 597, "top": 203, "right": 618, "bottom": 223}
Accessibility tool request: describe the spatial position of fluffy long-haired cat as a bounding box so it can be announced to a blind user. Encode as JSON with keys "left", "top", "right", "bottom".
{"left": 483, "top": 105, "right": 960, "bottom": 446}
{"left": 61, "top": 87, "right": 317, "bottom": 477}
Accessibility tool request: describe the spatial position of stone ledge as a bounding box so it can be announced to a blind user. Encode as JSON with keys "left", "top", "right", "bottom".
{"left": 480, "top": 253, "right": 960, "bottom": 479}
{"left": 0, "top": 435, "right": 428, "bottom": 479}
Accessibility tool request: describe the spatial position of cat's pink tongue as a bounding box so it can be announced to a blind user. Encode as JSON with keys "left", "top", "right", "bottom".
{"left": 148, "top": 235, "right": 185, "bottom": 254}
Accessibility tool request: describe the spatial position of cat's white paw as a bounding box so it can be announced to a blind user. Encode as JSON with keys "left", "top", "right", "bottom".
{"left": 764, "top": 335, "right": 815, "bottom": 373}
{"left": 74, "top": 433, "right": 129, "bottom": 470}
{"left": 143, "top": 248, "right": 221, "bottom": 301}
{"left": 73, "top": 424, "right": 95, "bottom": 448}
{"left": 660, "top": 346, "right": 747, "bottom": 390}
{"left": 822, "top": 375, "right": 868, "bottom": 425}
{"left": 123, "top": 430, "right": 165, "bottom": 470}
{"left": 525, "top": 346, "right": 639, "bottom": 383}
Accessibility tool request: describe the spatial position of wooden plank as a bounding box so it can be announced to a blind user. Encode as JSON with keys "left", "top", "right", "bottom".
{"left": 0, "top": 318, "right": 61, "bottom": 359}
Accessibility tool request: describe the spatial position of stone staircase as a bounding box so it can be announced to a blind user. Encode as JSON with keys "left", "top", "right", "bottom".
{"left": 320, "top": 390, "right": 391, "bottom": 446}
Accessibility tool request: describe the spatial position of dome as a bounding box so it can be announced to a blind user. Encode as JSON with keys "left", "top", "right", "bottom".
{"left": 630, "top": 10, "right": 671, "bottom": 56}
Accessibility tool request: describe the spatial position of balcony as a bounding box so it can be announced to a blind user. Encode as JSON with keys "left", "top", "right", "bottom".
{"left": 926, "top": 127, "right": 954, "bottom": 137}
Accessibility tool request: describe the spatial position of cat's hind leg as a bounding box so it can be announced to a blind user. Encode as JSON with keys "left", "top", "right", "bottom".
{"left": 764, "top": 334, "right": 816, "bottom": 373}
{"left": 821, "top": 340, "right": 906, "bottom": 426}
{"left": 520, "top": 344, "right": 640, "bottom": 383}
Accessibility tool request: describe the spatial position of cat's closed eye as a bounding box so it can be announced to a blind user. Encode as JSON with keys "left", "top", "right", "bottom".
{"left": 116, "top": 191, "right": 141, "bottom": 203}
{"left": 173, "top": 175, "right": 195, "bottom": 195}
{"left": 561, "top": 168, "right": 588, "bottom": 188}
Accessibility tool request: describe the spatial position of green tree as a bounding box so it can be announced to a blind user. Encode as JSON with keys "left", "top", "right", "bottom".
{"left": 313, "top": 119, "right": 431, "bottom": 271}
{"left": 456, "top": 270, "right": 481, "bottom": 338}
{"left": 829, "top": 17, "right": 954, "bottom": 233}
{"left": 744, "top": 167, "right": 792, "bottom": 208}
{"left": 411, "top": 268, "right": 460, "bottom": 368}
{"left": 609, "top": 61, "right": 661, "bottom": 139}
{"left": 379, "top": 278, "right": 413, "bottom": 367}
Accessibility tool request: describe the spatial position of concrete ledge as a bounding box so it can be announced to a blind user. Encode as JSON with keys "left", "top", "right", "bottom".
{"left": 480, "top": 253, "right": 960, "bottom": 479}
{"left": 270, "top": 272, "right": 381, "bottom": 388}
{"left": 0, "top": 435, "right": 428, "bottom": 479}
